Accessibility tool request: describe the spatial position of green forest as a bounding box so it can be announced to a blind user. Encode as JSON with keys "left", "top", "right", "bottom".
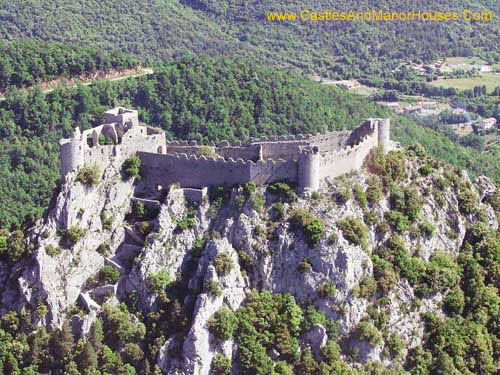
{"left": 0, "top": 40, "right": 138, "bottom": 92}
{"left": 0, "top": 0, "right": 498, "bottom": 77}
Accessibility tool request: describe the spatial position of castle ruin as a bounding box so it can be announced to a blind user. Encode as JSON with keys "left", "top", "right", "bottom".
{"left": 60, "top": 107, "right": 396, "bottom": 192}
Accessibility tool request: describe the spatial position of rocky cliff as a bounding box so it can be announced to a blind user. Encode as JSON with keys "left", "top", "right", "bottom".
{"left": 1, "top": 145, "right": 499, "bottom": 375}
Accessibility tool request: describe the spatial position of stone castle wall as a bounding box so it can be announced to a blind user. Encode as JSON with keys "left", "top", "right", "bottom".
{"left": 60, "top": 107, "right": 392, "bottom": 192}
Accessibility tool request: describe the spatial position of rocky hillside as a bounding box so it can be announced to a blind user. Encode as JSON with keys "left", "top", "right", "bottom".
{"left": 0, "top": 145, "right": 499, "bottom": 375}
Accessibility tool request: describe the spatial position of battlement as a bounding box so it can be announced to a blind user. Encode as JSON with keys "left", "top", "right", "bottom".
{"left": 59, "top": 107, "right": 392, "bottom": 192}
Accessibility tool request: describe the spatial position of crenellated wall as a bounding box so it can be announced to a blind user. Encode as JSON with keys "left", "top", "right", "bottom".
{"left": 60, "top": 107, "right": 392, "bottom": 192}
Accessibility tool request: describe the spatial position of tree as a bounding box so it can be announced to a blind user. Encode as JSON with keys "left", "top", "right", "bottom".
{"left": 50, "top": 321, "right": 74, "bottom": 367}
{"left": 77, "top": 340, "right": 97, "bottom": 373}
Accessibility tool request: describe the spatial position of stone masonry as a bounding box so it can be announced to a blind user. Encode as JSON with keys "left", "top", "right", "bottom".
{"left": 60, "top": 107, "right": 397, "bottom": 192}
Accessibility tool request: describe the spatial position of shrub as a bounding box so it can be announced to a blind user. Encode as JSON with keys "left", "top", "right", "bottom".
{"left": 100, "top": 211, "right": 113, "bottom": 231}
{"left": 235, "top": 195, "right": 246, "bottom": 210}
{"left": 196, "top": 146, "right": 216, "bottom": 158}
{"left": 122, "top": 155, "right": 141, "bottom": 179}
{"left": 419, "top": 165, "right": 433, "bottom": 176}
{"left": 336, "top": 217, "right": 369, "bottom": 250}
{"left": 121, "top": 343, "right": 144, "bottom": 366}
{"left": 60, "top": 226, "right": 85, "bottom": 246}
{"left": 328, "top": 233, "right": 338, "bottom": 244}
{"left": 177, "top": 217, "right": 197, "bottom": 231}
{"left": 366, "top": 176, "right": 383, "bottom": 203}
{"left": 147, "top": 271, "right": 171, "bottom": 293}
{"left": 384, "top": 210, "right": 409, "bottom": 233}
{"left": 99, "top": 265, "right": 120, "bottom": 284}
{"left": 298, "top": 257, "right": 313, "bottom": 273}
{"left": 311, "top": 191, "right": 321, "bottom": 200}
{"left": 353, "top": 184, "right": 367, "bottom": 208}
{"left": 206, "top": 280, "right": 222, "bottom": 297}
{"left": 364, "top": 211, "right": 379, "bottom": 226}
{"left": 76, "top": 165, "right": 100, "bottom": 187}
{"left": 355, "top": 321, "right": 383, "bottom": 346}
{"left": 334, "top": 185, "right": 353, "bottom": 204}
{"left": 208, "top": 305, "right": 237, "bottom": 341}
{"left": 271, "top": 202, "right": 285, "bottom": 221}
{"left": 354, "top": 276, "right": 377, "bottom": 299}
{"left": 444, "top": 287, "right": 465, "bottom": 315}
{"left": 373, "top": 256, "right": 398, "bottom": 293}
{"left": 267, "top": 182, "right": 297, "bottom": 202}
{"left": 290, "top": 208, "right": 324, "bottom": 247}
{"left": 458, "top": 189, "right": 477, "bottom": 215}
{"left": 419, "top": 221, "right": 436, "bottom": 237}
{"left": 318, "top": 281, "right": 337, "bottom": 298}
{"left": 210, "top": 353, "right": 231, "bottom": 375}
{"left": 96, "top": 243, "right": 110, "bottom": 256}
{"left": 385, "top": 332, "right": 404, "bottom": 357}
{"left": 45, "top": 244, "right": 62, "bottom": 257}
{"left": 213, "top": 253, "right": 234, "bottom": 276}
{"left": 398, "top": 254, "right": 425, "bottom": 285}
{"left": 250, "top": 194, "right": 265, "bottom": 212}
{"left": 244, "top": 182, "right": 257, "bottom": 194}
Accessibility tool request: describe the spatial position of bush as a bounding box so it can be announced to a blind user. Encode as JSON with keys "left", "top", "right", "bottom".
{"left": 208, "top": 305, "right": 237, "bottom": 341}
{"left": 122, "top": 155, "right": 141, "bottom": 179}
{"left": 298, "top": 257, "right": 313, "bottom": 273}
{"left": 214, "top": 253, "right": 234, "bottom": 276}
{"left": 177, "top": 217, "right": 197, "bottom": 231}
{"left": 366, "top": 176, "right": 383, "bottom": 203}
{"left": 384, "top": 210, "right": 409, "bottom": 233}
{"left": 419, "top": 165, "right": 433, "bottom": 176}
{"left": 99, "top": 265, "right": 120, "bottom": 284}
{"left": 250, "top": 194, "right": 265, "bottom": 212}
{"left": 76, "top": 165, "right": 100, "bottom": 187}
{"left": 373, "top": 256, "right": 398, "bottom": 293}
{"left": 210, "top": 353, "right": 231, "bottom": 375}
{"left": 45, "top": 244, "right": 62, "bottom": 257}
{"left": 290, "top": 208, "right": 324, "bottom": 248}
{"left": 354, "top": 276, "right": 377, "bottom": 299}
{"left": 121, "top": 343, "right": 144, "bottom": 366}
{"left": 235, "top": 195, "right": 246, "bottom": 210}
{"left": 96, "top": 243, "right": 110, "bottom": 256}
{"left": 419, "top": 221, "right": 436, "bottom": 237}
{"left": 147, "top": 271, "right": 171, "bottom": 293}
{"left": 267, "top": 182, "right": 297, "bottom": 202}
{"left": 318, "top": 281, "right": 337, "bottom": 298}
{"left": 355, "top": 321, "right": 383, "bottom": 346}
{"left": 60, "top": 226, "right": 85, "bottom": 246}
{"left": 458, "top": 189, "right": 477, "bottom": 215}
{"left": 334, "top": 185, "right": 353, "bottom": 204}
{"left": 196, "top": 146, "right": 216, "bottom": 158}
{"left": 336, "top": 217, "right": 369, "bottom": 250}
{"left": 271, "top": 202, "right": 285, "bottom": 221}
{"left": 100, "top": 211, "right": 113, "bottom": 231}
{"left": 353, "top": 184, "right": 367, "bottom": 208}
{"left": 206, "top": 280, "right": 223, "bottom": 297}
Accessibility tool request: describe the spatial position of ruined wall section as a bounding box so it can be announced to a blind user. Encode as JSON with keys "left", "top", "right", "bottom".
{"left": 138, "top": 152, "right": 299, "bottom": 189}
{"left": 319, "top": 131, "right": 378, "bottom": 180}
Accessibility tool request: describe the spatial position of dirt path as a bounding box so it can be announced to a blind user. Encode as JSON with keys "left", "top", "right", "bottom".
{"left": 0, "top": 67, "right": 154, "bottom": 101}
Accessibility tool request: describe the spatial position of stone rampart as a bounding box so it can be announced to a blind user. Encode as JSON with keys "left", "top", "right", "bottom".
{"left": 60, "top": 107, "right": 392, "bottom": 192}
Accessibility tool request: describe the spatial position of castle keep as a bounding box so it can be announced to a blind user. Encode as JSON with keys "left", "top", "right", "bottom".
{"left": 60, "top": 107, "right": 395, "bottom": 192}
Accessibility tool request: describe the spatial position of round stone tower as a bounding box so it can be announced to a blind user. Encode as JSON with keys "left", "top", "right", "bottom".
{"left": 298, "top": 147, "right": 320, "bottom": 192}
{"left": 378, "top": 119, "right": 391, "bottom": 153}
{"left": 59, "top": 128, "right": 84, "bottom": 177}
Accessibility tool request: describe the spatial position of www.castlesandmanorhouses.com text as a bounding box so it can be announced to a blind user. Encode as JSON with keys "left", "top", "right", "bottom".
{"left": 267, "top": 9, "right": 492, "bottom": 21}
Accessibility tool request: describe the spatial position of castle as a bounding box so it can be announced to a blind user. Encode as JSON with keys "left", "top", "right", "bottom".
{"left": 60, "top": 107, "right": 395, "bottom": 192}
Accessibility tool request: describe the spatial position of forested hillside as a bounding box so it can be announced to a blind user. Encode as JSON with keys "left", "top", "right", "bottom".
{"left": 0, "top": 40, "right": 138, "bottom": 92}
{"left": 1, "top": 0, "right": 498, "bottom": 77}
